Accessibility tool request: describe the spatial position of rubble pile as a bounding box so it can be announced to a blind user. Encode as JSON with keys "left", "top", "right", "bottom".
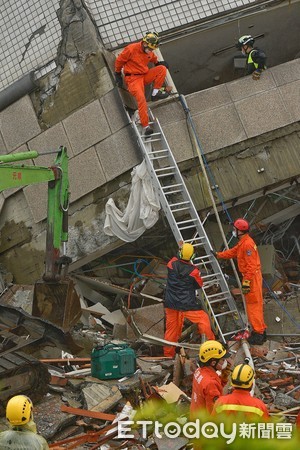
{"left": 0, "top": 252, "right": 299, "bottom": 448}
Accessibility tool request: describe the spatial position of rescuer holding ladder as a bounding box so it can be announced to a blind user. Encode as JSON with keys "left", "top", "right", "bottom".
{"left": 163, "top": 242, "right": 215, "bottom": 357}
{"left": 213, "top": 218, "right": 267, "bottom": 345}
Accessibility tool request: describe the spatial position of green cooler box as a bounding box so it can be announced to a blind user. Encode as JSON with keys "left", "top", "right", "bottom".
{"left": 91, "top": 343, "right": 136, "bottom": 380}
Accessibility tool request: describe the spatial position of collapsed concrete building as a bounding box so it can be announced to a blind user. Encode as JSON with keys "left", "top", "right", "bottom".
{"left": 0, "top": 0, "right": 299, "bottom": 284}
{"left": 0, "top": 0, "right": 299, "bottom": 446}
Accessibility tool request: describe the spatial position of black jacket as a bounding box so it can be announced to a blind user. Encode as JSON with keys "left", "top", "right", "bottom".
{"left": 164, "top": 257, "right": 203, "bottom": 311}
{"left": 246, "top": 48, "right": 267, "bottom": 74}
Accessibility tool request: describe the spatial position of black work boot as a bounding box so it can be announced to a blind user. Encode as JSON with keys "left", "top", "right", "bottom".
{"left": 263, "top": 330, "right": 267, "bottom": 342}
{"left": 151, "top": 89, "right": 169, "bottom": 101}
{"left": 248, "top": 331, "right": 265, "bottom": 345}
{"left": 143, "top": 126, "right": 153, "bottom": 137}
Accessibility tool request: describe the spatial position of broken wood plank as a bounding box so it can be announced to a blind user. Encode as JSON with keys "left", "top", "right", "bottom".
{"left": 60, "top": 404, "right": 116, "bottom": 421}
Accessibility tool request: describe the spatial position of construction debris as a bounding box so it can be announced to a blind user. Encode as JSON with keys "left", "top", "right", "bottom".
{"left": 0, "top": 249, "right": 299, "bottom": 448}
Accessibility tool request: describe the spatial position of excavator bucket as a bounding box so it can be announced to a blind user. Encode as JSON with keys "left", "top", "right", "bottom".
{"left": 32, "top": 278, "right": 81, "bottom": 331}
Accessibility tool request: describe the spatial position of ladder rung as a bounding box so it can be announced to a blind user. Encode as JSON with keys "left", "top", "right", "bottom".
{"left": 157, "top": 172, "right": 176, "bottom": 178}
{"left": 209, "top": 297, "right": 231, "bottom": 305}
{"left": 155, "top": 166, "right": 176, "bottom": 172}
{"left": 150, "top": 155, "right": 169, "bottom": 160}
{"left": 202, "top": 273, "right": 221, "bottom": 280}
{"left": 169, "top": 201, "right": 190, "bottom": 207}
{"left": 223, "top": 329, "right": 243, "bottom": 337}
{"left": 176, "top": 219, "right": 196, "bottom": 225}
{"left": 164, "top": 189, "right": 182, "bottom": 195}
{"left": 162, "top": 183, "right": 182, "bottom": 190}
{"left": 184, "top": 238, "right": 205, "bottom": 244}
{"left": 148, "top": 149, "right": 169, "bottom": 155}
{"left": 170, "top": 206, "right": 190, "bottom": 213}
{"left": 206, "top": 291, "right": 231, "bottom": 299}
{"left": 215, "top": 310, "right": 239, "bottom": 318}
{"left": 178, "top": 224, "right": 198, "bottom": 231}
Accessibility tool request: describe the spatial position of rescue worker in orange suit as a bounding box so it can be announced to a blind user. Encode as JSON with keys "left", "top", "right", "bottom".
{"left": 213, "top": 218, "right": 267, "bottom": 345}
{"left": 213, "top": 363, "right": 269, "bottom": 419}
{"left": 115, "top": 32, "right": 170, "bottom": 137}
{"left": 236, "top": 35, "right": 266, "bottom": 80}
{"left": 163, "top": 243, "right": 215, "bottom": 358}
{"left": 190, "top": 340, "right": 231, "bottom": 416}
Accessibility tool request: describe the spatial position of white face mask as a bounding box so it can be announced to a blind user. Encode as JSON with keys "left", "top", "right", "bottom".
{"left": 232, "top": 229, "right": 237, "bottom": 238}
{"left": 220, "top": 360, "right": 228, "bottom": 370}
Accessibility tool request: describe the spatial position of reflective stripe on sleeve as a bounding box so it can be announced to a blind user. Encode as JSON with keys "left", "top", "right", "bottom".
{"left": 215, "top": 404, "right": 264, "bottom": 416}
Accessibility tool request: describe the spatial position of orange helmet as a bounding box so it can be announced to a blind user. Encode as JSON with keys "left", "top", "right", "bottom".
{"left": 233, "top": 218, "right": 249, "bottom": 231}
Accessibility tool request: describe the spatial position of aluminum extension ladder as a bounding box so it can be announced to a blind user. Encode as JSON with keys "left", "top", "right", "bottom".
{"left": 130, "top": 109, "right": 245, "bottom": 343}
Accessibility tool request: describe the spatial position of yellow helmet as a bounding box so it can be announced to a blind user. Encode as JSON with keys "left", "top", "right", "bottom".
{"left": 6, "top": 395, "right": 33, "bottom": 426}
{"left": 142, "top": 32, "right": 160, "bottom": 49}
{"left": 179, "top": 243, "right": 195, "bottom": 261}
{"left": 199, "top": 340, "right": 228, "bottom": 363}
{"left": 231, "top": 364, "right": 254, "bottom": 389}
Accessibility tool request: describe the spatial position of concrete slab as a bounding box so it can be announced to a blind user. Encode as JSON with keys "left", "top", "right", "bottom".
{"left": 28, "top": 122, "right": 73, "bottom": 166}
{"left": 226, "top": 70, "right": 276, "bottom": 102}
{"left": 95, "top": 126, "right": 141, "bottom": 180}
{"left": 0, "top": 193, "right": 4, "bottom": 215}
{"left": 153, "top": 99, "right": 186, "bottom": 125}
{"left": 279, "top": 80, "right": 300, "bottom": 122}
{"left": 100, "top": 88, "right": 129, "bottom": 134}
{"left": 24, "top": 182, "right": 48, "bottom": 223}
{"left": 163, "top": 119, "right": 194, "bottom": 162}
{"left": 187, "top": 84, "right": 232, "bottom": 114}
{"left": 0, "top": 96, "right": 41, "bottom": 151}
{"left": 126, "top": 303, "right": 164, "bottom": 340}
{"left": 235, "top": 89, "right": 294, "bottom": 138}
{"left": 69, "top": 146, "right": 106, "bottom": 201}
{"left": 271, "top": 58, "right": 300, "bottom": 86}
{"left": 191, "top": 104, "right": 247, "bottom": 153}
{"left": 0, "top": 131, "right": 7, "bottom": 155}
{"left": 63, "top": 99, "right": 111, "bottom": 155}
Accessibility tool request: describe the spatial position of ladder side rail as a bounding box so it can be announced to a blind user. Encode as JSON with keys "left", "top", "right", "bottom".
{"left": 130, "top": 111, "right": 244, "bottom": 338}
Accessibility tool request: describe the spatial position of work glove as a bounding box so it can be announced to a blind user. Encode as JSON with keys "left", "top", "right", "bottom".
{"left": 155, "top": 61, "right": 169, "bottom": 69}
{"left": 252, "top": 70, "right": 261, "bottom": 81}
{"left": 210, "top": 249, "right": 218, "bottom": 258}
{"left": 220, "top": 362, "right": 232, "bottom": 384}
{"left": 242, "top": 279, "right": 251, "bottom": 294}
{"left": 115, "top": 72, "right": 123, "bottom": 88}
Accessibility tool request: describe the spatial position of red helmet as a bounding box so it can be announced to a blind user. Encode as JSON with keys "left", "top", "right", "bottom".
{"left": 233, "top": 218, "right": 249, "bottom": 231}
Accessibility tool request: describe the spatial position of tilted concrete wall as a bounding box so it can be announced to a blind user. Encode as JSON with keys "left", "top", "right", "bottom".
{"left": 0, "top": 58, "right": 300, "bottom": 281}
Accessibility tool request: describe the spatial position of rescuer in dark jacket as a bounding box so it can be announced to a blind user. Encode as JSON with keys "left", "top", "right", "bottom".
{"left": 236, "top": 35, "right": 267, "bottom": 80}
{"left": 163, "top": 242, "right": 215, "bottom": 357}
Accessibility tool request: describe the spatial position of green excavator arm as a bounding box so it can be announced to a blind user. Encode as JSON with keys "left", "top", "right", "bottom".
{"left": 0, "top": 147, "right": 81, "bottom": 330}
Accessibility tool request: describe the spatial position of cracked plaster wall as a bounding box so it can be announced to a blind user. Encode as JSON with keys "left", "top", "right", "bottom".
{"left": 0, "top": 5, "right": 300, "bottom": 281}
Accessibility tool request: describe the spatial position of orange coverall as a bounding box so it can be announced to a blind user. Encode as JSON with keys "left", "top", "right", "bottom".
{"left": 115, "top": 42, "right": 167, "bottom": 128}
{"left": 190, "top": 366, "right": 226, "bottom": 416}
{"left": 217, "top": 234, "right": 267, "bottom": 334}
{"left": 213, "top": 388, "right": 269, "bottom": 419}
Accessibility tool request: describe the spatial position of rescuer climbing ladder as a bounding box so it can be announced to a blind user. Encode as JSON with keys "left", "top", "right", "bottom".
{"left": 130, "top": 109, "right": 245, "bottom": 342}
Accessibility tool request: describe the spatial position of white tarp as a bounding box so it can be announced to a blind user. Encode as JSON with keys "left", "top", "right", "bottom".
{"left": 104, "top": 160, "right": 160, "bottom": 242}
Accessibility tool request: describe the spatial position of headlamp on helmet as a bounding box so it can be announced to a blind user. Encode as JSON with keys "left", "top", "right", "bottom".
{"left": 142, "top": 32, "right": 160, "bottom": 49}
{"left": 199, "top": 340, "right": 229, "bottom": 364}
{"left": 236, "top": 35, "right": 255, "bottom": 50}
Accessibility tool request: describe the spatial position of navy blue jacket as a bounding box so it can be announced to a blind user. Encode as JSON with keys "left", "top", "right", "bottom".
{"left": 164, "top": 257, "right": 203, "bottom": 311}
